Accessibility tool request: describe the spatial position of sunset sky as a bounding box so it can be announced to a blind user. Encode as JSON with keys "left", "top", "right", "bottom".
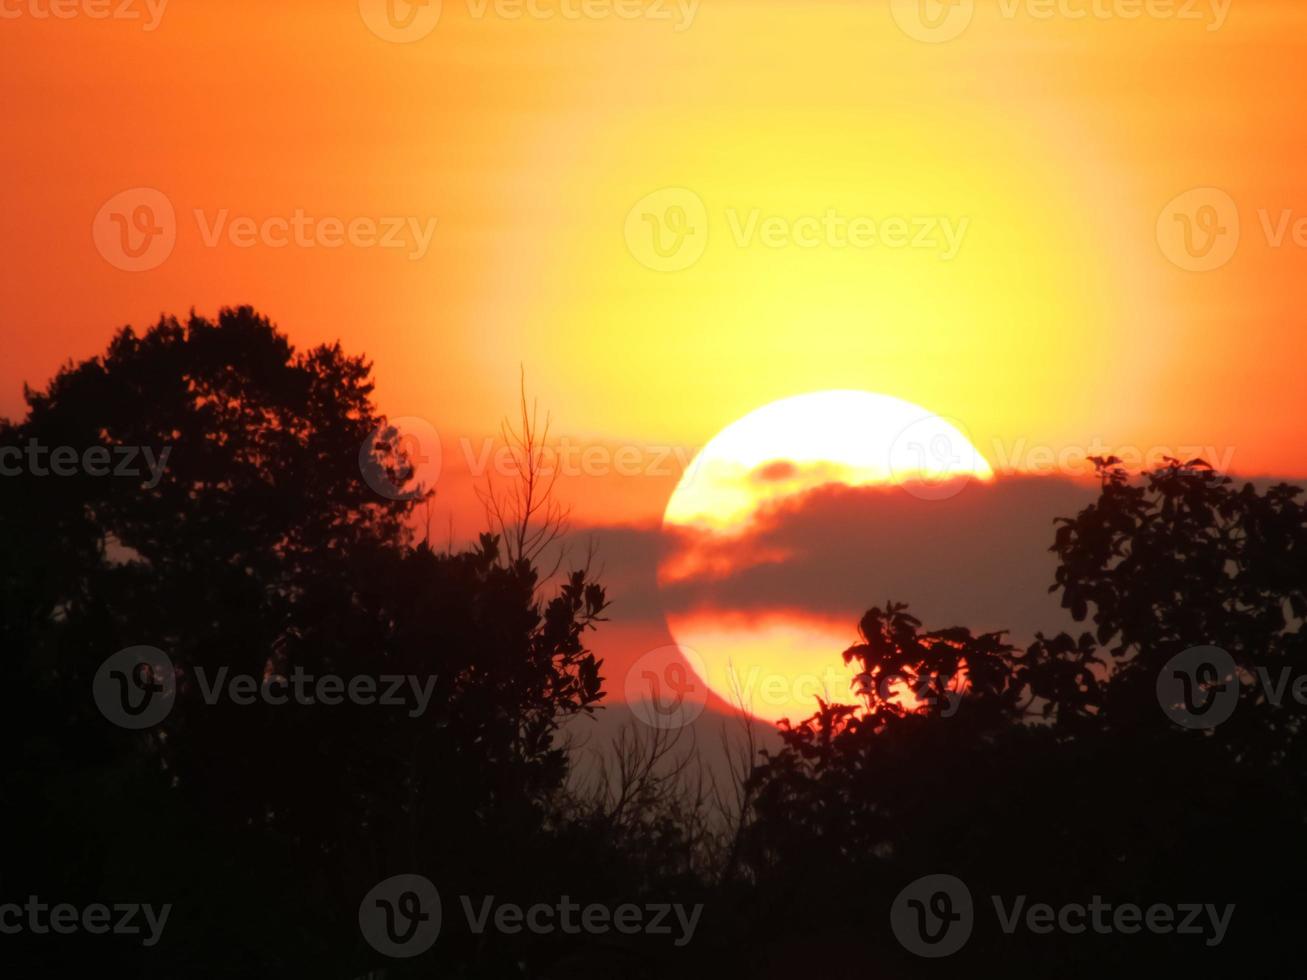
{"left": 4, "top": 0, "right": 1306, "bottom": 722}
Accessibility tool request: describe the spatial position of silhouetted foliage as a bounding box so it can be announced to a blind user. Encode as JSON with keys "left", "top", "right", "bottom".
{"left": 6, "top": 315, "right": 1306, "bottom": 977}
{"left": 2, "top": 309, "right": 611, "bottom": 976}
{"left": 736, "top": 457, "right": 1307, "bottom": 977}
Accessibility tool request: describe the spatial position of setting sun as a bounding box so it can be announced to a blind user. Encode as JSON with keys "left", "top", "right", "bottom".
{"left": 660, "top": 390, "right": 992, "bottom": 722}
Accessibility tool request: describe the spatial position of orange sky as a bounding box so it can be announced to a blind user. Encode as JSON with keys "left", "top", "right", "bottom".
{"left": 3, "top": 0, "right": 1306, "bottom": 531}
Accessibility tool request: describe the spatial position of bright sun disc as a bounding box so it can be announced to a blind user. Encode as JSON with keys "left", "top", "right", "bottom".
{"left": 658, "top": 390, "right": 992, "bottom": 723}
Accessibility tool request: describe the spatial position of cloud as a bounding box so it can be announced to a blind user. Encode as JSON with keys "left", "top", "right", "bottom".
{"left": 571, "top": 474, "right": 1104, "bottom": 644}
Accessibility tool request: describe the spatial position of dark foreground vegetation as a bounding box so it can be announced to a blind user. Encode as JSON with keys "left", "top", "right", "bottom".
{"left": 4, "top": 308, "right": 1305, "bottom": 976}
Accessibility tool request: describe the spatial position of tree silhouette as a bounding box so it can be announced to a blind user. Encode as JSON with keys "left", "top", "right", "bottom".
{"left": 2, "top": 309, "right": 609, "bottom": 975}
{"left": 733, "top": 457, "right": 1307, "bottom": 977}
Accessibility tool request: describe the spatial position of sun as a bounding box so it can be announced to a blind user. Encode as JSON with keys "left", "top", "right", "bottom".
{"left": 658, "top": 390, "right": 993, "bottom": 723}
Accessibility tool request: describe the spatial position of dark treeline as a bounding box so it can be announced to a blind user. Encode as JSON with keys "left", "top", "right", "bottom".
{"left": 3, "top": 308, "right": 1305, "bottom": 976}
